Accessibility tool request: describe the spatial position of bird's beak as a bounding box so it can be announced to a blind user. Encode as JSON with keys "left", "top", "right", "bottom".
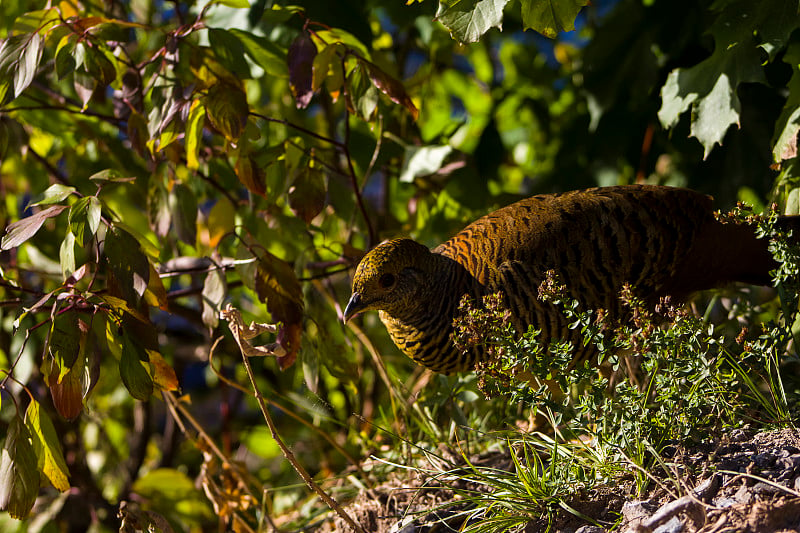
{"left": 343, "top": 292, "right": 364, "bottom": 323}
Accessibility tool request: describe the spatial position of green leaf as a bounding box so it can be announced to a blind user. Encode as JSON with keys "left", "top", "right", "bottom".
{"left": 60, "top": 231, "right": 76, "bottom": 280}
{"left": 131, "top": 468, "right": 213, "bottom": 525}
{"left": 89, "top": 169, "right": 135, "bottom": 183}
{"left": 68, "top": 196, "right": 102, "bottom": 247}
{"left": 13, "top": 8, "right": 60, "bottom": 35}
{"left": 202, "top": 268, "right": 227, "bottom": 329}
{"left": 127, "top": 110, "right": 149, "bottom": 157}
{"left": 169, "top": 183, "right": 198, "bottom": 245}
{"left": 15, "top": 33, "right": 44, "bottom": 98}
{"left": 0, "top": 33, "right": 44, "bottom": 105}
{"left": 54, "top": 35, "right": 76, "bottom": 80}
{"left": 104, "top": 225, "right": 151, "bottom": 306}
{"left": 520, "top": 0, "right": 588, "bottom": 38}
{"left": 208, "top": 28, "right": 251, "bottom": 78}
{"left": 657, "top": 2, "right": 766, "bottom": 158}
{"left": 29, "top": 184, "right": 77, "bottom": 207}
{"left": 0, "top": 120, "right": 7, "bottom": 159}
{"left": 228, "top": 29, "right": 287, "bottom": 78}
{"left": 436, "top": 0, "right": 510, "bottom": 43}
{"left": 132, "top": 467, "right": 198, "bottom": 498}
{"left": 754, "top": 0, "right": 800, "bottom": 59}
{"left": 0, "top": 416, "right": 39, "bottom": 519}
{"left": 400, "top": 145, "right": 453, "bottom": 182}
{"left": 83, "top": 45, "right": 117, "bottom": 87}
{"left": 25, "top": 400, "right": 70, "bottom": 492}
{"left": 120, "top": 331, "right": 154, "bottom": 400}
{"left": 74, "top": 69, "right": 96, "bottom": 109}
{"left": 689, "top": 73, "right": 741, "bottom": 158}
{"left": 773, "top": 42, "right": 800, "bottom": 162}
{"left": 207, "top": 197, "right": 236, "bottom": 249}
{"left": 347, "top": 63, "right": 378, "bottom": 120}
{"left": 313, "top": 29, "right": 370, "bottom": 58}
{"left": 205, "top": 82, "right": 249, "bottom": 141}
{"left": 148, "top": 176, "right": 171, "bottom": 238}
{"left": 209, "top": 0, "right": 250, "bottom": 7}
{"left": 312, "top": 43, "right": 341, "bottom": 92}
{"left": 1, "top": 205, "right": 68, "bottom": 251}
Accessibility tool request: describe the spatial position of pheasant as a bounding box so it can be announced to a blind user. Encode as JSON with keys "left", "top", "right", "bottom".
{"left": 343, "top": 185, "right": 790, "bottom": 374}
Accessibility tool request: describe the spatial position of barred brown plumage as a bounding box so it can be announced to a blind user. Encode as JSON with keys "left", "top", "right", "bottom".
{"left": 343, "top": 185, "right": 790, "bottom": 373}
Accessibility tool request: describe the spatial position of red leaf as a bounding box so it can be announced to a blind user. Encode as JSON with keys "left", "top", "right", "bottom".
{"left": 254, "top": 250, "right": 304, "bottom": 367}
{"left": 1, "top": 205, "right": 67, "bottom": 250}
{"left": 366, "top": 62, "right": 419, "bottom": 120}
{"left": 288, "top": 34, "right": 316, "bottom": 109}
{"left": 48, "top": 362, "right": 85, "bottom": 420}
{"left": 275, "top": 322, "right": 301, "bottom": 369}
{"left": 235, "top": 155, "right": 266, "bottom": 197}
{"left": 288, "top": 165, "right": 326, "bottom": 223}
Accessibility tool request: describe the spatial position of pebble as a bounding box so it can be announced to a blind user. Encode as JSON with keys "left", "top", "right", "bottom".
{"left": 574, "top": 526, "right": 605, "bottom": 533}
{"left": 622, "top": 499, "right": 657, "bottom": 523}
{"left": 654, "top": 515, "right": 684, "bottom": 533}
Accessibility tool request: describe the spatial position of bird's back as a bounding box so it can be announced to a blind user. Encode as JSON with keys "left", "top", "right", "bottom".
{"left": 434, "top": 185, "right": 773, "bottom": 355}
{"left": 436, "top": 185, "right": 709, "bottom": 299}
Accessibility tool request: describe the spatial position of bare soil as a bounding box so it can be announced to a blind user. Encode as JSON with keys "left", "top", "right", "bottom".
{"left": 319, "top": 428, "right": 800, "bottom": 533}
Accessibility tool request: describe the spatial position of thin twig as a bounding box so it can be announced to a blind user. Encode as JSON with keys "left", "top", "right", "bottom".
{"left": 339, "top": 77, "right": 376, "bottom": 246}
{"left": 251, "top": 112, "right": 346, "bottom": 149}
{"left": 207, "top": 335, "right": 364, "bottom": 474}
{"left": 221, "top": 307, "right": 367, "bottom": 532}
{"left": 239, "top": 340, "right": 366, "bottom": 532}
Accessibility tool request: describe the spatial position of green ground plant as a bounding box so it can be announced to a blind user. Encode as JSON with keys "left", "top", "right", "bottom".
{"left": 399, "top": 211, "right": 800, "bottom": 530}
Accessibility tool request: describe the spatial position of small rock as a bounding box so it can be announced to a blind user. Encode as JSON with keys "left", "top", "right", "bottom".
{"left": 734, "top": 483, "right": 752, "bottom": 504}
{"left": 654, "top": 516, "right": 684, "bottom": 533}
{"left": 751, "top": 481, "right": 784, "bottom": 496}
{"left": 622, "top": 500, "right": 657, "bottom": 522}
{"left": 776, "top": 454, "right": 800, "bottom": 471}
{"left": 729, "top": 428, "right": 750, "bottom": 442}
{"left": 753, "top": 452, "right": 777, "bottom": 468}
{"left": 574, "top": 526, "right": 606, "bottom": 533}
{"left": 713, "top": 497, "right": 738, "bottom": 508}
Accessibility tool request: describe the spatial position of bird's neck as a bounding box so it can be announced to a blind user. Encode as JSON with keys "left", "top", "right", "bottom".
{"left": 379, "top": 254, "right": 483, "bottom": 373}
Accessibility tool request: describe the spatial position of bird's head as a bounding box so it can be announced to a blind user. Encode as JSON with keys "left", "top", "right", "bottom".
{"left": 343, "top": 238, "right": 432, "bottom": 322}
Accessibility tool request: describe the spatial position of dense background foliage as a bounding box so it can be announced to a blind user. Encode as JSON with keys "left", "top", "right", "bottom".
{"left": 0, "top": 0, "right": 798, "bottom": 530}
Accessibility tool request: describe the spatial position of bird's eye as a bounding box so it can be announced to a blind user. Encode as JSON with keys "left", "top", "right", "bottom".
{"left": 379, "top": 273, "right": 396, "bottom": 289}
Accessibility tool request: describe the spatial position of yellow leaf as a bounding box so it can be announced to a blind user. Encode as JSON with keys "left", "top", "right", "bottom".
{"left": 25, "top": 400, "right": 70, "bottom": 492}
{"left": 58, "top": 1, "right": 79, "bottom": 19}
{"left": 149, "top": 351, "right": 179, "bottom": 391}
{"left": 207, "top": 197, "right": 236, "bottom": 249}
{"left": 185, "top": 100, "right": 205, "bottom": 170}
{"left": 143, "top": 262, "right": 168, "bottom": 310}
